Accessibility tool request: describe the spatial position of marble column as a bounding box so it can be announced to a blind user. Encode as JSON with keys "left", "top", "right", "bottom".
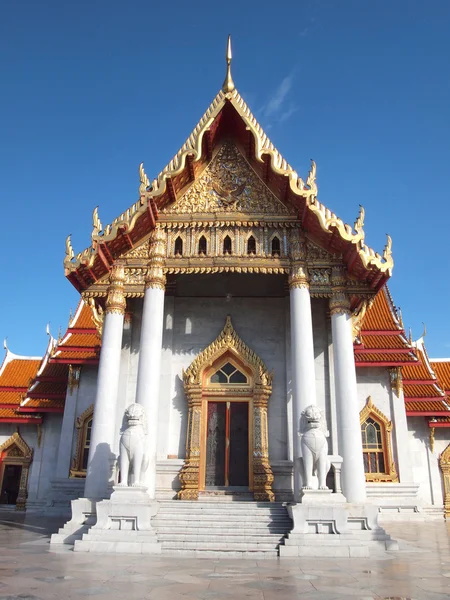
{"left": 84, "top": 263, "right": 126, "bottom": 499}
{"left": 55, "top": 367, "right": 80, "bottom": 479}
{"left": 135, "top": 228, "right": 166, "bottom": 499}
{"left": 289, "top": 259, "right": 317, "bottom": 501}
{"left": 330, "top": 266, "right": 366, "bottom": 503}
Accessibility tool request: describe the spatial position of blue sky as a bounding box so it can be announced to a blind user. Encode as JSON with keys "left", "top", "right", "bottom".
{"left": 1, "top": 1, "right": 449, "bottom": 357}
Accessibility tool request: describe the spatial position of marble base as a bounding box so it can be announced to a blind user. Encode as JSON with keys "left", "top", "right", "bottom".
{"left": 300, "top": 489, "right": 347, "bottom": 504}
{"left": 280, "top": 501, "right": 398, "bottom": 557}
{"left": 74, "top": 486, "right": 161, "bottom": 554}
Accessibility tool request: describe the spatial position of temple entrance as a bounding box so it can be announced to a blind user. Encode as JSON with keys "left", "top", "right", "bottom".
{"left": 0, "top": 465, "right": 22, "bottom": 505}
{"left": 0, "top": 432, "right": 33, "bottom": 510}
{"left": 205, "top": 401, "right": 249, "bottom": 488}
{"left": 178, "top": 317, "right": 275, "bottom": 501}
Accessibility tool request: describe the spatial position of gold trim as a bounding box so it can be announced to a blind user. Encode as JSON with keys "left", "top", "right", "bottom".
{"left": 106, "top": 262, "right": 126, "bottom": 314}
{"left": 70, "top": 404, "right": 94, "bottom": 478}
{"left": 389, "top": 367, "right": 403, "bottom": 397}
{"left": 440, "top": 442, "right": 450, "bottom": 519}
{"left": 145, "top": 228, "right": 166, "bottom": 290}
{"left": 178, "top": 316, "right": 274, "bottom": 501}
{"left": 360, "top": 396, "right": 398, "bottom": 483}
{"left": 0, "top": 432, "right": 33, "bottom": 511}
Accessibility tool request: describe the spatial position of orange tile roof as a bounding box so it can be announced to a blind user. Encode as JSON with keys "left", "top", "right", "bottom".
{"left": 361, "top": 287, "right": 402, "bottom": 332}
{"left": 21, "top": 398, "right": 64, "bottom": 409}
{"left": 0, "top": 408, "right": 41, "bottom": 420}
{"left": 403, "top": 384, "right": 443, "bottom": 398}
{"left": 28, "top": 381, "right": 67, "bottom": 396}
{"left": 0, "top": 357, "right": 41, "bottom": 388}
{"left": 402, "top": 349, "right": 435, "bottom": 380}
{"left": 58, "top": 333, "right": 100, "bottom": 348}
{"left": 52, "top": 349, "right": 99, "bottom": 361}
{"left": 0, "top": 391, "right": 25, "bottom": 405}
{"left": 70, "top": 301, "right": 98, "bottom": 330}
{"left": 405, "top": 400, "right": 450, "bottom": 412}
{"left": 354, "top": 352, "right": 417, "bottom": 363}
{"left": 430, "top": 361, "right": 450, "bottom": 391}
{"left": 360, "top": 335, "right": 410, "bottom": 350}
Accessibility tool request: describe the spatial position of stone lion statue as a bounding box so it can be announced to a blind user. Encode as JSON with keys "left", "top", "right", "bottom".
{"left": 118, "top": 403, "right": 149, "bottom": 487}
{"left": 299, "top": 404, "right": 330, "bottom": 490}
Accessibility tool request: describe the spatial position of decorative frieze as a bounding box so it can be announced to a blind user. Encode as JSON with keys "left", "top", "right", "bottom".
{"left": 105, "top": 262, "right": 126, "bottom": 315}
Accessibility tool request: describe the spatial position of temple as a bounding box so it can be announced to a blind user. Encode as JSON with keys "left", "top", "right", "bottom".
{"left": 1, "top": 39, "right": 450, "bottom": 556}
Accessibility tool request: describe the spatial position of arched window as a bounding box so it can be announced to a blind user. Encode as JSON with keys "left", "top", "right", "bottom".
{"left": 360, "top": 397, "right": 398, "bottom": 482}
{"left": 247, "top": 236, "right": 256, "bottom": 255}
{"left": 271, "top": 236, "right": 281, "bottom": 257}
{"left": 198, "top": 235, "right": 207, "bottom": 255}
{"left": 223, "top": 235, "right": 232, "bottom": 255}
{"left": 70, "top": 405, "right": 94, "bottom": 478}
{"left": 210, "top": 362, "right": 248, "bottom": 385}
{"left": 174, "top": 236, "right": 183, "bottom": 256}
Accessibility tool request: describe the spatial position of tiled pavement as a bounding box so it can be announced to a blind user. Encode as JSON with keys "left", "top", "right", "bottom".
{"left": 0, "top": 511, "right": 449, "bottom": 599}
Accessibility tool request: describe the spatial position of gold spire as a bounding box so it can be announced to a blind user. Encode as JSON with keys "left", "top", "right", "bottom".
{"left": 222, "top": 35, "right": 235, "bottom": 93}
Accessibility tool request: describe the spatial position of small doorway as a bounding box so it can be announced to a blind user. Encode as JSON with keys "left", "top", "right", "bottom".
{"left": 205, "top": 401, "right": 249, "bottom": 487}
{"left": 0, "top": 464, "right": 22, "bottom": 505}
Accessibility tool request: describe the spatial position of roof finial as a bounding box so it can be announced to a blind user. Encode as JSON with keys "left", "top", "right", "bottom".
{"left": 222, "top": 35, "right": 235, "bottom": 93}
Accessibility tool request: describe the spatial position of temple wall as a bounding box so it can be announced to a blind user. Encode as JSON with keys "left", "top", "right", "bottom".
{"left": 70, "top": 366, "right": 98, "bottom": 461}
{"left": 407, "top": 416, "right": 444, "bottom": 506}
{"left": 356, "top": 367, "right": 392, "bottom": 418}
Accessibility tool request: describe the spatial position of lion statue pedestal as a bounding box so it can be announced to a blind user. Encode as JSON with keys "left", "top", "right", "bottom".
{"left": 280, "top": 404, "right": 398, "bottom": 557}
{"left": 73, "top": 404, "right": 161, "bottom": 554}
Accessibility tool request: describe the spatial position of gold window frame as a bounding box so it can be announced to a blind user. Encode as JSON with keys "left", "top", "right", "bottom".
{"left": 439, "top": 442, "right": 450, "bottom": 519}
{"left": 360, "top": 396, "right": 398, "bottom": 482}
{"left": 70, "top": 404, "right": 93, "bottom": 478}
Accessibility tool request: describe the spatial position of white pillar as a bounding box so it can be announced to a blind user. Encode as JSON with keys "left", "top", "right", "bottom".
{"left": 289, "top": 263, "right": 316, "bottom": 501}
{"left": 55, "top": 369, "right": 80, "bottom": 478}
{"left": 330, "top": 267, "right": 366, "bottom": 503}
{"left": 135, "top": 228, "right": 166, "bottom": 499}
{"left": 84, "top": 263, "right": 126, "bottom": 499}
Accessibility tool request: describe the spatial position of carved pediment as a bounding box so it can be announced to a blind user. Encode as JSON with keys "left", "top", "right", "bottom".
{"left": 162, "top": 142, "right": 297, "bottom": 217}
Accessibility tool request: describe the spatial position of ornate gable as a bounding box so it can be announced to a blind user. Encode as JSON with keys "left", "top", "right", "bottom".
{"left": 162, "top": 142, "right": 296, "bottom": 217}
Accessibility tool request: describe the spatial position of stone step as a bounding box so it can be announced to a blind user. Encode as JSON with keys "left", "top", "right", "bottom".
{"left": 74, "top": 540, "right": 161, "bottom": 554}
{"left": 82, "top": 531, "right": 159, "bottom": 543}
{"left": 154, "top": 526, "right": 289, "bottom": 535}
{"left": 158, "top": 533, "right": 285, "bottom": 543}
{"left": 156, "top": 514, "right": 289, "bottom": 522}
{"left": 161, "top": 540, "right": 279, "bottom": 551}
{"left": 157, "top": 507, "right": 288, "bottom": 515}
{"left": 158, "top": 501, "right": 286, "bottom": 510}
{"left": 161, "top": 549, "right": 279, "bottom": 559}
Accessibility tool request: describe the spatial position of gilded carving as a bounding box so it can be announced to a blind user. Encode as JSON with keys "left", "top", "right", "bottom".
{"left": 389, "top": 366, "right": 403, "bottom": 397}
{"left": 162, "top": 142, "right": 296, "bottom": 216}
{"left": 70, "top": 404, "right": 94, "bottom": 478}
{"left": 145, "top": 228, "right": 166, "bottom": 290}
{"left": 125, "top": 239, "right": 150, "bottom": 259}
{"left": 440, "top": 442, "right": 450, "bottom": 519}
{"left": 88, "top": 298, "right": 104, "bottom": 337}
{"left": 106, "top": 262, "right": 126, "bottom": 315}
{"left": 330, "top": 265, "right": 351, "bottom": 316}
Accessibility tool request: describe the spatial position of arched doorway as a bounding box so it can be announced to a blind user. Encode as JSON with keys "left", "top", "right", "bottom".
{"left": 178, "top": 316, "right": 274, "bottom": 501}
{"left": 0, "top": 432, "right": 33, "bottom": 511}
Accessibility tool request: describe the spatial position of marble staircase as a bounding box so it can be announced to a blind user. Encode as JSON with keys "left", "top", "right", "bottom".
{"left": 153, "top": 500, "right": 293, "bottom": 558}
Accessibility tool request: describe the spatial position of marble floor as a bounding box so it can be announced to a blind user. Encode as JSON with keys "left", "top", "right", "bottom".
{"left": 0, "top": 511, "right": 449, "bottom": 599}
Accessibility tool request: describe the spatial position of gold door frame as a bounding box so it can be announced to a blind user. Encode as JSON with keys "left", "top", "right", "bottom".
{"left": 200, "top": 396, "right": 253, "bottom": 492}
{"left": 440, "top": 442, "right": 450, "bottom": 519}
{"left": 178, "top": 316, "right": 274, "bottom": 501}
{"left": 0, "top": 432, "right": 33, "bottom": 511}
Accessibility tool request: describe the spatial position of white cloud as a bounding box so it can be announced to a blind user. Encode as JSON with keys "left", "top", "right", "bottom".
{"left": 261, "top": 74, "right": 298, "bottom": 125}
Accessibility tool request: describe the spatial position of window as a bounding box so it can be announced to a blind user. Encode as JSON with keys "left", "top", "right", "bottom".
{"left": 198, "top": 235, "right": 207, "bottom": 255}
{"left": 359, "top": 396, "right": 398, "bottom": 482}
{"left": 247, "top": 236, "right": 256, "bottom": 255}
{"left": 223, "top": 235, "right": 232, "bottom": 255}
{"left": 70, "top": 405, "right": 94, "bottom": 478}
{"left": 271, "top": 236, "right": 281, "bottom": 257}
{"left": 210, "top": 362, "right": 248, "bottom": 384}
{"left": 361, "top": 417, "right": 385, "bottom": 474}
{"left": 174, "top": 236, "right": 183, "bottom": 256}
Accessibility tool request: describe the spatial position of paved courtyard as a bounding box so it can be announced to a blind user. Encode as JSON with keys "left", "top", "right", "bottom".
{"left": 0, "top": 511, "right": 449, "bottom": 599}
